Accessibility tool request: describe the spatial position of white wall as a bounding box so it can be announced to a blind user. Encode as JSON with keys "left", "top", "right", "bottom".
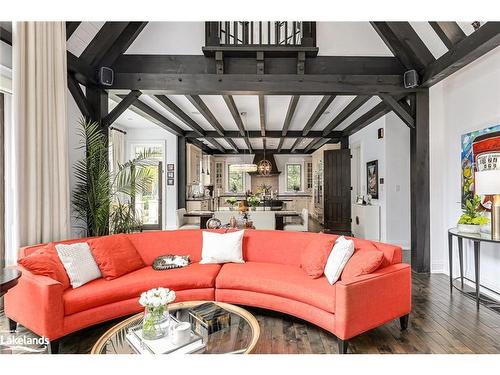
{"left": 349, "top": 115, "right": 410, "bottom": 248}
{"left": 123, "top": 127, "right": 178, "bottom": 230}
{"left": 429, "top": 45, "right": 500, "bottom": 295}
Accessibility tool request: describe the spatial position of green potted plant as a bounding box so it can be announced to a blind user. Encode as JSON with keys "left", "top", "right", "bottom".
{"left": 292, "top": 184, "right": 300, "bottom": 193}
{"left": 225, "top": 197, "right": 238, "bottom": 210}
{"left": 457, "top": 195, "right": 489, "bottom": 234}
{"left": 247, "top": 195, "right": 261, "bottom": 211}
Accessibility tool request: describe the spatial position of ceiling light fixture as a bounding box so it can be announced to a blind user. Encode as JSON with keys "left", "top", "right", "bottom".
{"left": 231, "top": 112, "right": 257, "bottom": 173}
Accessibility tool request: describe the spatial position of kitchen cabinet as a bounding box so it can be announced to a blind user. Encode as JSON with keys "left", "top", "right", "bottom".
{"left": 187, "top": 144, "right": 202, "bottom": 184}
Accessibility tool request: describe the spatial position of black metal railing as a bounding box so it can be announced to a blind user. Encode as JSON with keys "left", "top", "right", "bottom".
{"left": 205, "top": 21, "right": 316, "bottom": 47}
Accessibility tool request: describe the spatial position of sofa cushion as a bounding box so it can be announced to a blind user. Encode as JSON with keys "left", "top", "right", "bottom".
{"left": 300, "top": 235, "right": 336, "bottom": 279}
{"left": 216, "top": 262, "right": 336, "bottom": 313}
{"left": 18, "top": 243, "right": 71, "bottom": 290}
{"left": 88, "top": 234, "right": 145, "bottom": 280}
{"left": 341, "top": 249, "right": 384, "bottom": 281}
{"left": 63, "top": 263, "right": 222, "bottom": 315}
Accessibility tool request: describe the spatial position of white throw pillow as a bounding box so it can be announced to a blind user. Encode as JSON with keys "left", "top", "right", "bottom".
{"left": 324, "top": 236, "right": 355, "bottom": 285}
{"left": 200, "top": 230, "right": 245, "bottom": 264}
{"left": 55, "top": 242, "right": 102, "bottom": 288}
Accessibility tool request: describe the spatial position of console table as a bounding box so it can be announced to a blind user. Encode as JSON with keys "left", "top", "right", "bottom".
{"left": 448, "top": 227, "right": 500, "bottom": 310}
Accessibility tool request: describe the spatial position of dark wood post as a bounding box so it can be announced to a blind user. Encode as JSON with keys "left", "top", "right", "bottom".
{"left": 205, "top": 22, "right": 220, "bottom": 47}
{"left": 301, "top": 22, "right": 316, "bottom": 47}
{"left": 410, "top": 89, "right": 430, "bottom": 272}
{"left": 177, "top": 136, "right": 187, "bottom": 209}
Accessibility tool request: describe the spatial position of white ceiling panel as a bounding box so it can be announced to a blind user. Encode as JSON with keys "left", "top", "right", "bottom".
{"left": 288, "top": 96, "right": 324, "bottom": 131}
{"left": 250, "top": 138, "right": 263, "bottom": 149}
{"left": 297, "top": 138, "right": 314, "bottom": 149}
{"left": 67, "top": 22, "right": 104, "bottom": 57}
{"left": 197, "top": 138, "right": 215, "bottom": 149}
{"left": 283, "top": 138, "right": 296, "bottom": 149}
{"left": 200, "top": 95, "right": 239, "bottom": 131}
{"left": 457, "top": 22, "right": 476, "bottom": 36}
{"left": 336, "top": 96, "right": 382, "bottom": 131}
{"left": 266, "top": 96, "right": 292, "bottom": 130}
{"left": 311, "top": 95, "right": 356, "bottom": 131}
{"left": 215, "top": 138, "right": 232, "bottom": 150}
{"left": 410, "top": 22, "right": 448, "bottom": 59}
{"left": 233, "top": 96, "right": 260, "bottom": 131}
{"left": 139, "top": 95, "right": 191, "bottom": 131}
{"left": 265, "top": 138, "right": 280, "bottom": 150}
{"left": 165, "top": 95, "right": 214, "bottom": 131}
{"left": 109, "top": 98, "right": 158, "bottom": 130}
{"left": 232, "top": 138, "right": 248, "bottom": 149}
{"left": 317, "top": 22, "right": 393, "bottom": 56}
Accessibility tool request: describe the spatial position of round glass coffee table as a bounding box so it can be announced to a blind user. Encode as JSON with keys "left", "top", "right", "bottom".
{"left": 91, "top": 301, "right": 260, "bottom": 354}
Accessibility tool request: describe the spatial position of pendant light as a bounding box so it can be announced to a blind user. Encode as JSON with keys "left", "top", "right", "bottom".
{"left": 230, "top": 112, "right": 257, "bottom": 173}
{"left": 258, "top": 139, "right": 272, "bottom": 176}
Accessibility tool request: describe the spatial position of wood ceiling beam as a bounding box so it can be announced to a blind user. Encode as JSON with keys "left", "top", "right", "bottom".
{"left": 258, "top": 95, "right": 266, "bottom": 136}
{"left": 379, "top": 94, "right": 415, "bottom": 128}
{"left": 304, "top": 137, "right": 321, "bottom": 153}
{"left": 79, "top": 22, "right": 129, "bottom": 67}
{"left": 184, "top": 130, "right": 343, "bottom": 139}
{"left": 113, "top": 55, "right": 405, "bottom": 76}
{"left": 276, "top": 138, "right": 285, "bottom": 153}
{"left": 302, "top": 95, "right": 336, "bottom": 136}
{"left": 321, "top": 95, "right": 370, "bottom": 136}
{"left": 103, "top": 90, "right": 142, "bottom": 126}
{"left": 111, "top": 73, "right": 408, "bottom": 95}
{"left": 343, "top": 101, "right": 392, "bottom": 136}
{"left": 188, "top": 138, "right": 214, "bottom": 155}
{"left": 152, "top": 95, "right": 205, "bottom": 136}
{"left": 0, "top": 26, "right": 12, "bottom": 46}
{"left": 114, "top": 94, "right": 185, "bottom": 137}
{"left": 421, "top": 22, "right": 500, "bottom": 87}
{"left": 205, "top": 137, "right": 225, "bottom": 153}
{"left": 67, "top": 73, "right": 93, "bottom": 119}
{"left": 429, "top": 22, "right": 466, "bottom": 50}
{"left": 66, "top": 22, "right": 81, "bottom": 40}
{"left": 282, "top": 95, "right": 300, "bottom": 136}
{"left": 384, "top": 22, "right": 435, "bottom": 68}
{"left": 67, "top": 51, "right": 96, "bottom": 86}
{"left": 371, "top": 22, "right": 430, "bottom": 72}
{"left": 222, "top": 95, "right": 253, "bottom": 152}
{"left": 97, "top": 22, "right": 148, "bottom": 68}
{"left": 290, "top": 138, "right": 303, "bottom": 153}
{"left": 308, "top": 138, "right": 330, "bottom": 153}
{"left": 185, "top": 95, "right": 225, "bottom": 136}
{"left": 212, "top": 148, "right": 313, "bottom": 155}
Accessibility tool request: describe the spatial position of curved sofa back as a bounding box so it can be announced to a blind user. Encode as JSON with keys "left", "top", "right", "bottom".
{"left": 19, "top": 229, "right": 402, "bottom": 269}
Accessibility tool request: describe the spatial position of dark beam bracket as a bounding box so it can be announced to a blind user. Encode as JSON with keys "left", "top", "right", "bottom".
{"left": 379, "top": 94, "right": 415, "bottom": 128}
{"left": 103, "top": 90, "right": 142, "bottom": 126}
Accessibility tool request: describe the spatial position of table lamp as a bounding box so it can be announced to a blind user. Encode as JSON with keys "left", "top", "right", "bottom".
{"left": 475, "top": 170, "right": 500, "bottom": 240}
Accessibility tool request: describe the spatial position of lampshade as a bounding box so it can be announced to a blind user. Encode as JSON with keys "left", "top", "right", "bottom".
{"left": 475, "top": 170, "right": 500, "bottom": 195}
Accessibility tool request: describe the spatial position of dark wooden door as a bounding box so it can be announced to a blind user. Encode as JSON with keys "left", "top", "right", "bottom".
{"left": 324, "top": 149, "right": 351, "bottom": 235}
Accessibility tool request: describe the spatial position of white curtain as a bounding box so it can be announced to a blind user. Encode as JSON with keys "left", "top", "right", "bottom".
{"left": 110, "top": 129, "right": 125, "bottom": 175}
{"left": 13, "top": 22, "right": 70, "bottom": 248}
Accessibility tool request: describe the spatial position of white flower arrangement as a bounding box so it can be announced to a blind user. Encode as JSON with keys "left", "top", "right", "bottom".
{"left": 139, "top": 287, "right": 176, "bottom": 309}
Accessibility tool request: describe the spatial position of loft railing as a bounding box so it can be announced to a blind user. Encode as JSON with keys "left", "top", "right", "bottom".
{"left": 205, "top": 21, "right": 316, "bottom": 47}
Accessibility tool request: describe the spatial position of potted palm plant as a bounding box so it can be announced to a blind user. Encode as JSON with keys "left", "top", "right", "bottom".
{"left": 457, "top": 195, "right": 489, "bottom": 234}
{"left": 72, "top": 118, "right": 159, "bottom": 236}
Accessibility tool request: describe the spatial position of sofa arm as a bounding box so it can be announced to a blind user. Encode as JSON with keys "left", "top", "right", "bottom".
{"left": 334, "top": 263, "right": 411, "bottom": 340}
{"left": 4, "top": 266, "right": 65, "bottom": 340}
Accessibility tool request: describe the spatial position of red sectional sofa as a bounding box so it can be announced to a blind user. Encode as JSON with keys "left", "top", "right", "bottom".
{"left": 4, "top": 230, "right": 411, "bottom": 354}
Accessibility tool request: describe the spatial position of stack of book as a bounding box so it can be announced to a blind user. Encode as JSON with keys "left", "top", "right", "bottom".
{"left": 125, "top": 316, "right": 205, "bottom": 354}
{"left": 188, "top": 302, "right": 231, "bottom": 336}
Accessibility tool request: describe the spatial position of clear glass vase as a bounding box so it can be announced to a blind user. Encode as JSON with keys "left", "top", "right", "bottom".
{"left": 142, "top": 305, "right": 170, "bottom": 340}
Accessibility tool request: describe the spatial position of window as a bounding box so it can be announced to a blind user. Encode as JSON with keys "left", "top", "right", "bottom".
{"left": 228, "top": 165, "right": 244, "bottom": 193}
{"left": 286, "top": 164, "right": 302, "bottom": 192}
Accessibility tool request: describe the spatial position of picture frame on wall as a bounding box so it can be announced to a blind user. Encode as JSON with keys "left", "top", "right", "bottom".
{"left": 366, "top": 160, "right": 379, "bottom": 199}
{"left": 167, "top": 164, "right": 175, "bottom": 171}
{"left": 167, "top": 172, "right": 174, "bottom": 178}
{"left": 167, "top": 178, "right": 175, "bottom": 186}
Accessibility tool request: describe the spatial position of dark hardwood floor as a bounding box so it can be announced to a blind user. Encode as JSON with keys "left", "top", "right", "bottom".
{"left": 1, "top": 272, "right": 500, "bottom": 354}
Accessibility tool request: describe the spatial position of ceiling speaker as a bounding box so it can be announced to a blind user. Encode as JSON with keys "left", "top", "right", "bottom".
{"left": 404, "top": 70, "right": 419, "bottom": 89}
{"left": 98, "top": 67, "right": 114, "bottom": 86}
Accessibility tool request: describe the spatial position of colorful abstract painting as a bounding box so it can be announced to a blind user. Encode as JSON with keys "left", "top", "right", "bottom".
{"left": 461, "top": 124, "right": 500, "bottom": 207}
